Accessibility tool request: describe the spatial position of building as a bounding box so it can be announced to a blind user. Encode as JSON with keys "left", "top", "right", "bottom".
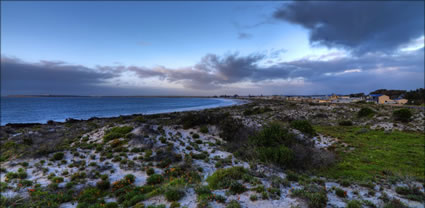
{"left": 394, "top": 98, "right": 408, "bottom": 105}
{"left": 369, "top": 94, "right": 408, "bottom": 105}
{"left": 369, "top": 94, "right": 391, "bottom": 104}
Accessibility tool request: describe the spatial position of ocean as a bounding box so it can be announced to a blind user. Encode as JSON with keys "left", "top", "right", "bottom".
{"left": 0, "top": 97, "right": 240, "bottom": 125}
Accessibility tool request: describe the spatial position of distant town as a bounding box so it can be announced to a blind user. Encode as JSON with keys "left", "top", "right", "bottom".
{"left": 215, "top": 88, "right": 425, "bottom": 106}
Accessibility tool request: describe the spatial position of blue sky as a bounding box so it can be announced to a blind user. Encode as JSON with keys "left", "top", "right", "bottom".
{"left": 1, "top": 1, "right": 424, "bottom": 96}
{"left": 2, "top": 2, "right": 317, "bottom": 67}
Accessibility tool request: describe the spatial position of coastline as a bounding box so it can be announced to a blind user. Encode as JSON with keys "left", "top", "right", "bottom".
{"left": 1, "top": 98, "right": 249, "bottom": 127}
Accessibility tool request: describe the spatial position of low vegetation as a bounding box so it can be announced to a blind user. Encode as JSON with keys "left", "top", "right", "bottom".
{"left": 249, "top": 122, "right": 295, "bottom": 166}
{"left": 290, "top": 120, "right": 316, "bottom": 135}
{"left": 393, "top": 108, "right": 412, "bottom": 122}
{"left": 1, "top": 98, "right": 423, "bottom": 208}
{"left": 358, "top": 107, "right": 375, "bottom": 117}
{"left": 315, "top": 126, "right": 424, "bottom": 181}
{"left": 103, "top": 126, "right": 134, "bottom": 142}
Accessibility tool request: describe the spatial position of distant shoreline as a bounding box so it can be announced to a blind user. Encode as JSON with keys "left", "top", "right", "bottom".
{"left": 1, "top": 97, "right": 248, "bottom": 126}
{"left": 4, "top": 95, "right": 217, "bottom": 98}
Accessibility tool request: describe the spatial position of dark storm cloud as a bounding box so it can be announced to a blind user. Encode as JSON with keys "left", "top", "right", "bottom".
{"left": 273, "top": 1, "right": 424, "bottom": 55}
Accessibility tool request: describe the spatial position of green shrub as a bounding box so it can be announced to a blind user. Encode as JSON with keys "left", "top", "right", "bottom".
{"left": 250, "top": 122, "right": 295, "bottom": 147}
{"left": 339, "top": 120, "right": 353, "bottom": 126}
{"left": 51, "top": 176, "right": 64, "bottom": 183}
{"left": 20, "top": 162, "right": 29, "bottom": 167}
{"left": 292, "top": 184, "right": 328, "bottom": 208}
{"left": 206, "top": 167, "right": 248, "bottom": 189}
{"left": 96, "top": 179, "right": 110, "bottom": 190}
{"left": 228, "top": 181, "right": 246, "bottom": 195}
{"left": 218, "top": 117, "right": 244, "bottom": 141}
{"left": 346, "top": 200, "right": 362, "bottom": 208}
{"left": 106, "top": 202, "right": 119, "bottom": 208}
{"left": 393, "top": 109, "right": 412, "bottom": 122}
{"left": 103, "top": 126, "right": 133, "bottom": 142}
{"left": 195, "top": 185, "right": 212, "bottom": 203}
{"left": 146, "top": 168, "right": 155, "bottom": 176}
{"left": 341, "top": 180, "right": 351, "bottom": 187}
{"left": 395, "top": 186, "right": 425, "bottom": 201}
{"left": 165, "top": 188, "right": 185, "bottom": 202}
{"left": 383, "top": 199, "right": 408, "bottom": 208}
{"left": 200, "top": 126, "right": 209, "bottom": 133}
{"left": 192, "top": 134, "right": 200, "bottom": 139}
{"left": 78, "top": 187, "right": 103, "bottom": 204}
{"left": 249, "top": 122, "right": 296, "bottom": 166}
{"left": 335, "top": 188, "right": 346, "bottom": 198}
{"left": 20, "top": 180, "right": 33, "bottom": 187}
{"left": 226, "top": 200, "right": 241, "bottom": 208}
{"left": 243, "top": 107, "right": 272, "bottom": 116}
{"left": 358, "top": 107, "right": 375, "bottom": 117}
{"left": 170, "top": 202, "right": 181, "bottom": 208}
{"left": 290, "top": 120, "right": 316, "bottom": 135}
{"left": 286, "top": 171, "right": 299, "bottom": 182}
{"left": 124, "top": 174, "right": 136, "bottom": 183}
{"left": 147, "top": 174, "right": 164, "bottom": 185}
{"left": 52, "top": 152, "right": 64, "bottom": 161}
{"left": 257, "top": 146, "right": 293, "bottom": 166}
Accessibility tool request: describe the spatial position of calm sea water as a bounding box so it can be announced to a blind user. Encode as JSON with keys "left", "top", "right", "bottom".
{"left": 0, "top": 97, "right": 240, "bottom": 125}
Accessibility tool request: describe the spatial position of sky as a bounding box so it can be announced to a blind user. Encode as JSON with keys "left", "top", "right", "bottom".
{"left": 1, "top": 1, "right": 424, "bottom": 96}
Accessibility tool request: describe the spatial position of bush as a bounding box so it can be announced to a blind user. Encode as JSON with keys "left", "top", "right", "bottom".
{"left": 170, "top": 202, "right": 181, "bottom": 208}
{"left": 124, "top": 174, "right": 136, "bottom": 184}
{"left": 290, "top": 120, "right": 316, "bottom": 135}
{"left": 250, "top": 122, "right": 295, "bottom": 147}
{"left": 393, "top": 109, "right": 412, "bottom": 122}
{"left": 106, "top": 202, "right": 119, "bottom": 208}
{"left": 195, "top": 185, "right": 212, "bottom": 200}
{"left": 395, "top": 186, "right": 425, "bottom": 201}
{"left": 243, "top": 107, "right": 272, "bottom": 116}
{"left": 339, "top": 120, "right": 353, "bottom": 126}
{"left": 292, "top": 184, "right": 327, "bottom": 208}
{"left": 335, "top": 188, "right": 346, "bottom": 198}
{"left": 103, "top": 126, "right": 133, "bottom": 142}
{"left": 341, "top": 180, "right": 351, "bottom": 187}
{"left": 147, "top": 174, "right": 164, "bottom": 185}
{"left": 249, "top": 122, "right": 295, "bottom": 166}
{"left": 96, "top": 179, "right": 110, "bottom": 190}
{"left": 286, "top": 171, "right": 299, "bottom": 182}
{"left": 192, "top": 134, "right": 200, "bottom": 139}
{"left": 228, "top": 181, "right": 246, "bottom": 195}
{"left": 78, "top": 187, "right": 103, "bottom": 204}
{"left": 257, "top": 146, "right": 293, "bottom": 166}
{"left": 358, "top": 107, "right": 375, "bottom": 117}
{"left": 219, "top": 117, "right": 244, "bottom": 141}
{"left": 51, "top": 176, "right": 64, "bottom": 183}
{"left": 206, "top": 167, "right": 248, "bottom": 189}
{"left": 165, "top": 188, "right": 185, "bottom": 202}
{"left": 146, "top": 168, "right": 155, "bottom": 176}
{"left": 383, "top": 199, "right": 408, "bottom": 208}
{"left": 226, "top": 200, "right": 241, "bottom": 208}
{"left": 52, "top": 152, "right": 64, "bottom": 161}
{"left": 346, "top": 200, "right": 362, "bottom": 208}
{"left": 200, "top": 126, "right": 209, "bottom": 133}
